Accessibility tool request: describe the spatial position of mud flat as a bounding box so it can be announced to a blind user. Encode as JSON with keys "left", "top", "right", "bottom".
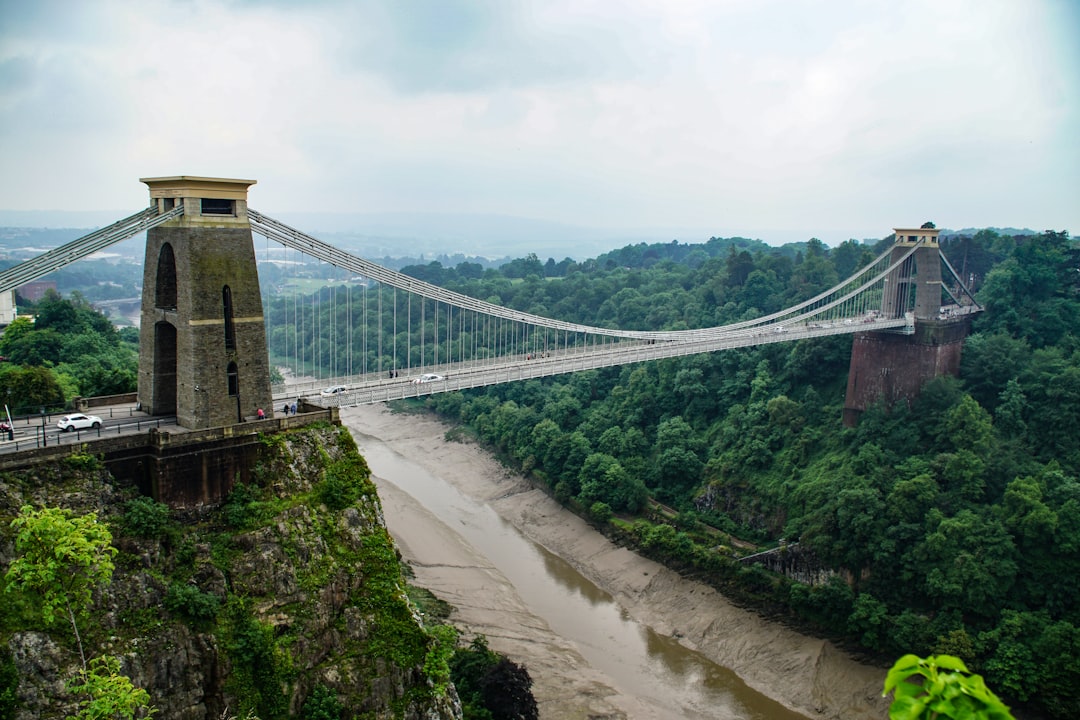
{"left": 341, "top": 404, "right": 889, "bottom": 719}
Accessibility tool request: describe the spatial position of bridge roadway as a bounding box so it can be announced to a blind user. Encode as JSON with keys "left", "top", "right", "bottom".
{"left": 0, "top": 403, "right": 178, "bottom": 455}
{"left": 284, "top": 314, "right": 912, "bottom": 407}
{"left": 0, "top": 309, "right": 964, "bottom": 453}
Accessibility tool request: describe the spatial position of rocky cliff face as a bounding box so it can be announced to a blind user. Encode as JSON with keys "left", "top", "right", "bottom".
{"left": 0, "top": 424, "right": 462, "bottom": 720}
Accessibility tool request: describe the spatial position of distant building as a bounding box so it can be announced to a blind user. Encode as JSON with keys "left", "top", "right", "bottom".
{"left": 0, "top": 290, "right": 15, "bottom": 325}
{"left": 17, "top": 280, "right": 56, "bottom": 302}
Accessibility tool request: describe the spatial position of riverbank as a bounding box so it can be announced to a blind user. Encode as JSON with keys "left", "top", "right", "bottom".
{"left": 341, "top": 404, "right": 889, "bottom": 719}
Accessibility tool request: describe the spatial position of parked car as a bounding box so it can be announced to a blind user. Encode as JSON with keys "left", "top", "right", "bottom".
{"left": 320, "top": 386, "right": 347, "bottom": 396}
{"left": 412, "top": 373, "right": 445, "bottom": 384}
{"left": 57, "top": 414, "right": 102, "bottom": 432}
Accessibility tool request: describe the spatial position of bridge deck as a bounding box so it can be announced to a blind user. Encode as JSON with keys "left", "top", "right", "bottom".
{"left": 285, "top": 316, "right": 913, "bottom": 407}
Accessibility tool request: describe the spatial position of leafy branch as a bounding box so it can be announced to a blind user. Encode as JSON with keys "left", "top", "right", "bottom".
{"left": 883, "top": 654, "right": 1015, "bottom": 720}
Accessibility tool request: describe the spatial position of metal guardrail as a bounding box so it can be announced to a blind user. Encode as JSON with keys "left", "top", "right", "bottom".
{"left": 0, "top": 415, "right": 178, "bottom": 454}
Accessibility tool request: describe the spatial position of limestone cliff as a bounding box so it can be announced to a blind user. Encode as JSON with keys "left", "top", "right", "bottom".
{"left": 0, "top": 424, "right": 462, "bottom": 720}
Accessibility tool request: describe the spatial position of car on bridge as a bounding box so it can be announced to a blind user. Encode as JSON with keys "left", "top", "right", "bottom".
{"left": 320, "top": 386, "right": 347, "bottom": 396}
{"left": 57, "top": 414, "right": 102, "bottom": 432}
{"left": 412, "top": 373, "right": 445, "bottom": 384}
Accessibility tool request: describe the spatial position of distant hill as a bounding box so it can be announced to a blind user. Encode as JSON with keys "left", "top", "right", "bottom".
{"left": 0, "top": 208, "right": 838, "bottom": 261}
{"left": 0, "top": 210, "right": 125, "bottom": 229}
{"left": 0, "top": 208, "right": 725, "bottom": 261}
{"left": 266, "top": 211, "right": 736, "bottom": 261}
{"left": 7, "top": 210, "right": 1056, "bottom": 263}
{"left": 939, "top": 226, "right": 1039, "bottom": 238}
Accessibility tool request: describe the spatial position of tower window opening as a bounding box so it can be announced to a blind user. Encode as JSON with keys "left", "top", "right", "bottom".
{"left": 227, "top": 361, "right": 239, "bottom": 397}
{"left": 155, "top": 243, "right": 177, "bottom": 309}
{"left": 223, "top": 285, "right": 236, "bottom": 351}
{"left": 201, "top": 198, "right": 234, "bottom": 215}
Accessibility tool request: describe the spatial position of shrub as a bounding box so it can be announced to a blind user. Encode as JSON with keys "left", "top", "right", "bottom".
{"left": 63, "top": 453, "right": 101, "bottom": 472}
{"left": 316, "top": 455, "right": 372, "bottom": 511}
{"left": 221, "top": 598, "right": 288, "bottom": 719}
{"left": 553, "top": 481, "right": 572, "bottom": 503}
{"left": 316, "top": 469, "right": 356, "bottom": 511}
{"left": 164, "top": 583, "right": 220, "bottom": 624}
{"left": 589, "top": 502, "right": 613, "bottom": 524}
{"left": 120, "top": 496, "right": 171, "bottom": 539}
{"left": 423, "top": 625, "right": 458, "bottom": 696}
{"left": 224, "top": 484, "right": 263, "bottom": 528}
{"left": 301, "top": 685, "right": 343, "bottom": 720}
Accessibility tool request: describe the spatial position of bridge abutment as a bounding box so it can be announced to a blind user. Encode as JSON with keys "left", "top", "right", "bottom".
{"left": 137, "top": 176, "right": 272, "bottom": 429}
{"left": 843, "top": 317, "right": 972, "bottom": 426}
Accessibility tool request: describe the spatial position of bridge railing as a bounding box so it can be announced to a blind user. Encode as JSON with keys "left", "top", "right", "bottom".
{"left": 291, "top": 314, "right": 912, "bottom": 407}
{"left": 0, "top": 416, "right": 178, "bottom": 455}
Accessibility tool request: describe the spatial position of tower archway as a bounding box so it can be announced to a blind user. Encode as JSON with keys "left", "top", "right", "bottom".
{"left": 152, "top": 321, "right": 177, "bottom": 414}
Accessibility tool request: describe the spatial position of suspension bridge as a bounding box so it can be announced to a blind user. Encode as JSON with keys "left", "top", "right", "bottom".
{"left": 0, "top": 177, "right": 980, "bottom": 426}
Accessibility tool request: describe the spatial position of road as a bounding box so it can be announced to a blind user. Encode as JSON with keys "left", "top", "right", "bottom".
{"left": 0, "top": 404, "right": 178, "bottom": 455}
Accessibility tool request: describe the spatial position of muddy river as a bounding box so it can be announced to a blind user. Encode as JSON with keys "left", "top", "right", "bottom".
{"left": 342, "top": 405, "right": 887, "bottom": 719}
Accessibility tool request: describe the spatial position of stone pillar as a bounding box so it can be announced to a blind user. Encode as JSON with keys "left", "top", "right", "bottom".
{"left": 137, "top": 176, "right": 272, "bottom": 429}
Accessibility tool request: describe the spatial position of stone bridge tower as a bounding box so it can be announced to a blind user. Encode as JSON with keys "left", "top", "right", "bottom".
{"left": 843, "top": 226, "right": 972, "bottom": 426}
{"left": 137, "top": 176, "right": 272, "bottom": 429}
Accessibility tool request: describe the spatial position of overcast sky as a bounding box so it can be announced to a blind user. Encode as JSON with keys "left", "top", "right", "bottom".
{"left": 0, "top": 0, "right": 1076, "bottom": 245}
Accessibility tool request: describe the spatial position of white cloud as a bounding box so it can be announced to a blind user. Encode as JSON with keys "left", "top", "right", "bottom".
{"left": 0, "top": 0, "right": 1075, "bottom": 243}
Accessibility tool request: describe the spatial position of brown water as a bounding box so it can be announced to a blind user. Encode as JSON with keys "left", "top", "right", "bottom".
{"left": 359, "top": 438, "right": 810, "bottom": 720}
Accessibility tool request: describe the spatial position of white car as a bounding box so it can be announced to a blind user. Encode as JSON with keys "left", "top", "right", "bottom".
{"left": 412, "top": 373, "right": 445, "bottom": 384}
{"left": 57, "top": 414, "right": 102, "bottom": 432}
{"left": 320, "top": 386, "right": 347, "bottom": 397}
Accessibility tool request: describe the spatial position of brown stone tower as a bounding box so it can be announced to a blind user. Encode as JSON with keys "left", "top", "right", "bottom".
{"left": 137, "top": 176, "right": 272, "bottom": 429}
{"left": 880, "top": 226, "right": 944, "bottom": 320}
{"left": 843, "top": 226, "right": 972, "bottom": 426}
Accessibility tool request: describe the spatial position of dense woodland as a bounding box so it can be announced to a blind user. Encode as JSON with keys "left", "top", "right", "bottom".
{"left": 2, "top": 226, "right": 1076, "bottom": 716}
{"left": 400, "top": 229, "right": 1078, "bottom": 719}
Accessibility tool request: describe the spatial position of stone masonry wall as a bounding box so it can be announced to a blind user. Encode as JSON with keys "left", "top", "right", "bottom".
{"left": 139, "top": 224, "right": 272, "bottom": 430}
{"left": 842, "top": 317, "right": 972, "bottom": 426}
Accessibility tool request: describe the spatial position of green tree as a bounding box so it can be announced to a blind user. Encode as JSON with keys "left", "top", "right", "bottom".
{"left": 577, "top": 453, "right": 620, "bottom": 505}
{"left": 66, "top": 655, "right": 155, "bottom": 720}
{"left": 450, "top": 635, "right": 538, "bottom": 720}
{"left": 300, "top": 686, "right": 341, "bottom": 720}
{"left": 976, "top": 230, "right": 1079, "bottom": 348}
{"left": 4, "top": 505, "right": 117, "bottom": 667}
{"left": 4, "top": 505, "right": 155, "bottom": 718}
{"left": 994, "top": 379, "right": 1028, "bottom": 439}
{"left": 960, "top": 333, "right": 1030, "bottom": 412}
{"left": 0, "top": 316, "right": 34, "bottom": 354}
{"left": 0, "top": 364, "right": 66, "bottom": 412}
{"left": 301, "top": 685, "right": 343, "bottom": 720}
{"left": 848, "top": 592, "right": 889, "bottom": 650}
{"left": 916, "top": 509, "right": 1017, "bottom": 620}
